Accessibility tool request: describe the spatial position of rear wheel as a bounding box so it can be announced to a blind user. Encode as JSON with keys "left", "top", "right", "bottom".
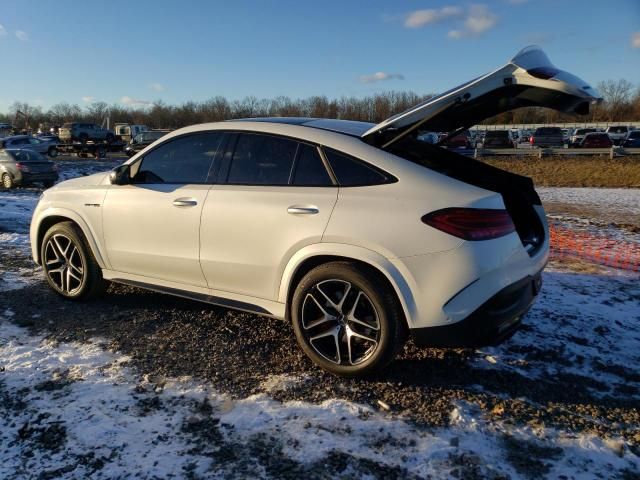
{"left": 291, "top": 261, "right": 406, "bottom": 377}
{"left": 47, "top": 146, "right": 58, "bottom": 158}
{"left": 41, "top": 221, "right": 106, "bottom": 300}
{"left": 2, "top": 173, "right": 14, "bottom": 189}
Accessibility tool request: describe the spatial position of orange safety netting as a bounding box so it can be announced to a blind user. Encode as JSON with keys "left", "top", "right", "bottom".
{"left": 549, "top": 224, "right": 640, "bottom": 272}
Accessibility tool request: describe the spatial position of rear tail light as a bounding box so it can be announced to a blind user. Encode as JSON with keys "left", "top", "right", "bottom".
{"left": 422, "top": 208, "right": 516, "bottom": 241}
{"left": 529, "top": 136, "right": 534, "bottom": 144}
{"left": 16, "top": 162, "right": 31, "bottom": 173}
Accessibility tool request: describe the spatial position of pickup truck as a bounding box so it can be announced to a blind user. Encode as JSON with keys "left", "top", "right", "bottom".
{"left": 529, "top": 127, "right": 564, "bottom": 148}
{"left": 58, "top": 122, "right": 115, "bottom": 143}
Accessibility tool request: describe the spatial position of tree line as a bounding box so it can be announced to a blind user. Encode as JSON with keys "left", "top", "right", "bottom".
{"left": 2, "top": 80, "right": 638, "bottom": 132}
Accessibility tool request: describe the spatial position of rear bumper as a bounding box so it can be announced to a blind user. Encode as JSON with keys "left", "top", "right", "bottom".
{"left": 411, "top": 270, "right": 542, "bottom": 347}
{"left": 19, "top": 172, "right": 59, "bottom": 184}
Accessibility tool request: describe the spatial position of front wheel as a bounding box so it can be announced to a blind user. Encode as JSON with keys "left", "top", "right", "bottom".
{"left": 41, "top": 221, "right": 106, "bottom": 300}
{"left": 291, "top": 262, "right": 406, "bottom": 377}
{"left": 2, "top": 173, "right": 14, "bottom": 189}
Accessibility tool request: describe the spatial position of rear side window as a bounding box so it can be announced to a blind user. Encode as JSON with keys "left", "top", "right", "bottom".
{"left": 324, "top": 148, "right": 390, "bottom": 187}
{"left": 134, "top": 132, "right": 223, "bottom": 184}
{"left": 486, "top": 131, "right": 509, "bottom": 138}
{"left": 227, "top": 134, "right": 297, "bottom": 185}
{"left": 291, "top": 144, "right": 332, "bottom": 186}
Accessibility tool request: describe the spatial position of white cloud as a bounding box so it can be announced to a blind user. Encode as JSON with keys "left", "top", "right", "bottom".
{"left": 404, "top": 6, "right": 463, "bottom": 28}
{"left": 359, "top": 72, "right": 405, "bottom": 84}
{"left": 448, "top": 5, "right": 498, "bottom": 39}
{"left": 0, "top": 24, "right": 7, "bottom": 36}
{"left": 15, "top": 30, "right": 28, "bottom": 41}
{"left": 82, "top": 96, "right": 95, "bottom": 103}
{"left": 632, "top": 32, "right": 640, "bottom": 49}
{"left": 120, "top": 96, "right": 153, "bottom": 106}
{"left": 149, "top": 83, "right": 164, "bottom": 92}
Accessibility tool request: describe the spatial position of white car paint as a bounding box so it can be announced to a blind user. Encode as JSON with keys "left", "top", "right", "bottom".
{"left": 30, "top": 47, "right": 595, "bottom": 339}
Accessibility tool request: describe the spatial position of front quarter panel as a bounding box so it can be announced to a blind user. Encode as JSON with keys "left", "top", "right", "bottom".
{"left": 30, "top": 181, "right": 110, "bottom": 267}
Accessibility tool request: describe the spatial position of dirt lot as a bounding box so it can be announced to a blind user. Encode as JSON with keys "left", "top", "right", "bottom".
{"left": 484, "top": 156, "right": 640, "bottom": 188}
{"left": 1, "top": 156, "right": 639, "bottom": 479}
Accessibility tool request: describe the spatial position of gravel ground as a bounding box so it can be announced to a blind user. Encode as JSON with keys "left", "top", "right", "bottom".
{"left": 0, "top": 157, "right": 639, "bottom": 479}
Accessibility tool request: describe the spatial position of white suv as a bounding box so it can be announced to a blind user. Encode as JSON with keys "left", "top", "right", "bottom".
{"left": 30, "top": 47, "right": 601, "bottom": 376}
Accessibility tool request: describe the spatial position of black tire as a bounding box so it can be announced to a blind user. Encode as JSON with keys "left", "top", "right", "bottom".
{"left": 2, "top": 172, "right": 14, "bottom": 189}
{"left": 41, "top": 221, "right": 106, "bottom": 300}
{"left": 48, "top": 147, "right": 58, "bottom": 158}
{"left": 291, "top": 261, "right": 406, "bottom": 377}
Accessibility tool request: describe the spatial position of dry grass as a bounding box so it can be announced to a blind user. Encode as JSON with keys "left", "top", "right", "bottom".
{"left": 482, "top": 156, "right": 640, "bottom": 188}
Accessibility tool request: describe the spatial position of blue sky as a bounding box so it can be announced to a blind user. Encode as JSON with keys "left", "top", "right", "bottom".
{"left": 0, "top": 0, "right": 639, "bottom": 112}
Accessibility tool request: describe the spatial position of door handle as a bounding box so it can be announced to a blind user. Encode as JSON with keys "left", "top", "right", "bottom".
{"left": 287, "top": 206, "right": 319, "bottom": 215}
{"left": 173, "top": 197, "right": 198, "bottom": 207}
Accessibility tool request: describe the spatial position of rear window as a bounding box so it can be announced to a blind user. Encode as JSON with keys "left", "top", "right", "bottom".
{"left": 485, "top": 131, "right": 509, "bottom": 138}
{"left": 324, "top": 148, "right": 391, "bottom": 187}
{"left": 9, "top": 150, "right": 46, "bottom": 162}
{"left": 628, "top": 131, "right": 640, "bottom": 139}
{"left": 534, "top": 127, "right": 562, "bottom": 135}
{"left": 575, "top": 128, "right": 596, "bottom": 135}
{"left": 608, "top": 126, "right": 628, "bottom": 134}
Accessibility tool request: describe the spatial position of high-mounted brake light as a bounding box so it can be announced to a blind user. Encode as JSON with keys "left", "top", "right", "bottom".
{"left": 422, "top": 208, "right": 516, "bottom": 241}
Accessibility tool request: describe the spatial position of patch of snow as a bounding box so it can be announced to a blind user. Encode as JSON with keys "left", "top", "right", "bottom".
{"left": 538, "top": 187, "right": 640, "bottom": 217}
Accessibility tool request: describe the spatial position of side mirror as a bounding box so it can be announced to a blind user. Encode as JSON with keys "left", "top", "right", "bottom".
{"left": 109, "top": 164, "right": 131, "bottom": 185}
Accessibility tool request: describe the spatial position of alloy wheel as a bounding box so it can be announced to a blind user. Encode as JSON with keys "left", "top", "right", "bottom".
{"left": 43, "top": 234, "right": 84, "bottom": 295}
{"left": 301, "top": 279, "right": 381, "bottom": 365}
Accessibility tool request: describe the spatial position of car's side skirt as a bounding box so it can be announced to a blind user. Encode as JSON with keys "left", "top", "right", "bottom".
{"left": 102, "top": 269, "right": 286, "bottom": 319}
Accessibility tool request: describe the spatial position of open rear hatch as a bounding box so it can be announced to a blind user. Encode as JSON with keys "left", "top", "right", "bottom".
{"left": 365, "top": 46, "right": 601, "bottom": 256}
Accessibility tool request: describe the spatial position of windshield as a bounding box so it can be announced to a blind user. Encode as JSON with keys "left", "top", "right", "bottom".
{"left": 608, "top": 126, "right": 628, "bottom": 134}
{"left": 135, "top": 131, "right": 166, "bottom": 143}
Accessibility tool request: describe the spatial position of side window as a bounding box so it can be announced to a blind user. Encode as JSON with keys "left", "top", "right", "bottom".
{"left": 292, "top": 144, "right": 333, "bottom": 186}
{"left": 227, "top": 133, "right": 297, "bottom": 185}
{"left": 324, "top": 148, "right": 390, "bottom": 187}
{"left": 133, "top": 132, "right": 224, "bottom": 184}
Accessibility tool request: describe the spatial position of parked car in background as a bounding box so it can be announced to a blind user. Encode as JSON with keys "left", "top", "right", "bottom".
{"left": 622, "top": 130, "right": 640, "bottom": 148}
{"left": 561, "top": 128, "right": 571, "bottom": 144}
{"left": 605, "top": 126, "right": 630, "bottom": 145}
{"left": 1, "top": 149, "right": 58, "bottom": 188}
{"left": 519, "top": 130, "right": 532, "bottom": 143}
{"left": 482, "top": 130, "right": 515, "bottom": 148}
{"left": 441, "top": 130, "right": 472, "bottom": 149}
{"left": 58, "top": 123, "right": 115, "bottom": 143}
{"left": 0, "top": 135, "right": 59, "bottom": 157}
{"left": 124, "top": 130, "right": 171, "bottom": 157}
{"left": 416, "top": 131, "right": 439, "bottom": 144}
{"left": 580, "top": 132, "right": 613, "bottom": 148}
{"left": 569, "top": 128, "right": 597, "bottom": 146}
{"left": 114, "top": 123, "right": 149, "bottom": 143}
{"left": 530, "top": 127, "right": 564, "bottom": 148}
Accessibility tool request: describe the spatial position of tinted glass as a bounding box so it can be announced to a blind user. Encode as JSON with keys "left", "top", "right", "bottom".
{"left": 629, "top": 131, "right": 640, "bottom": 139}
{"left": 134, "top": 133, "right": 223, "bottom": 184}
{"left": 10, "top": 150, "right": 46, "bottom": 162}
{"left": 485, "top": 131, "right": 509, "bottom": 138}
{"left": 292, "top": 144, "right": 332, "bottom": 186}
{"left": 324, "top": 149, "right": 388, "bottom": 187}
{"left": 227, "top": 134, "right": 297, "bottom": 185}
{"left": 609, "top": 127, "right": 627, "bottom": 133}
{"left": 535, "top": 127, "right": 562, "bottom": 135}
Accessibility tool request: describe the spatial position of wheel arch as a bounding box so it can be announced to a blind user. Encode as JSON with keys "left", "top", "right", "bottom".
{"left": 34, "top": 209, "right": 107, "bottom": 269}
{"left": 279, "top": 244, "right": 418, "bottom": 328}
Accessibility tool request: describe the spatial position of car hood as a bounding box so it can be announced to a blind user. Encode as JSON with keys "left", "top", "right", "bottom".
{"left": 363, "top": 46, "right": 602, "bottom": 147}
{"left": 53, "top": 172, "right": 110, "bottom": 189}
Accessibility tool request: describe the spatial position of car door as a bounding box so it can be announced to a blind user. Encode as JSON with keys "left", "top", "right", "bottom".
{"left": 200, "top": 132, "right": 338, "bottom": 300}
{"left": 102, "top": 131, "right": 225, "bottom": 287}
